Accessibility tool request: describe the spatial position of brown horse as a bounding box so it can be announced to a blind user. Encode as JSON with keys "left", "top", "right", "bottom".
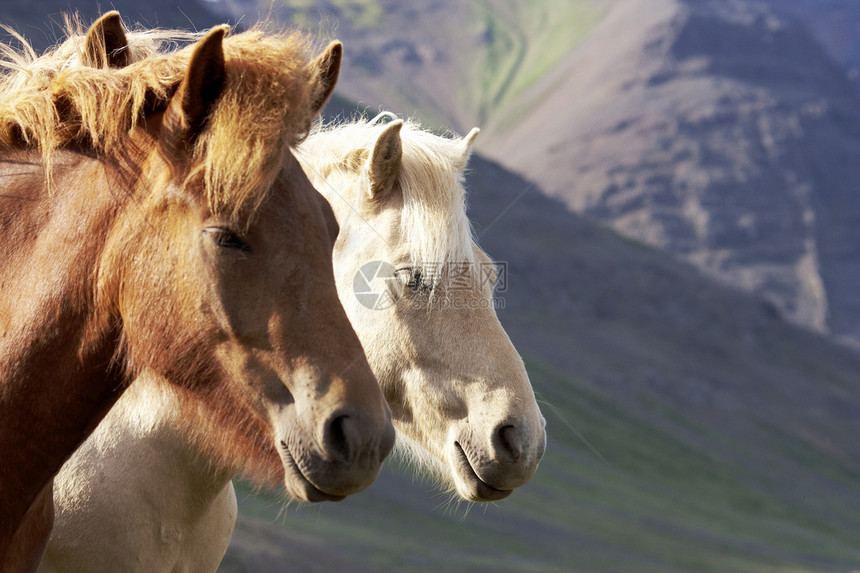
{"left": 0, "top": 15, "right": 394, "bottom": 571}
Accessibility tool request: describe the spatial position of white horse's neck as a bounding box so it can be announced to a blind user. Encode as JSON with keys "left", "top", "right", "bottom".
{"left": 42, "top": 377, "right": 237, "bottom": 573}
{"left": 115, "top": 377, "right": 237, "bottom": 499}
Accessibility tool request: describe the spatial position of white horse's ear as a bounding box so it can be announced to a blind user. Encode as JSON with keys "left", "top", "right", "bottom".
{"left": 463, "top": 127, "right": 480, "bottom": 150}
{"left": 368, "top": 120, "right": 403, "bottom": 203}
{"left": 456, "top": 127, "right": 479, "bottom": 170}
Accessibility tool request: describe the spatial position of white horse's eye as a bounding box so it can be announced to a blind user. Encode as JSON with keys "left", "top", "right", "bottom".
{"left": 395, "top": 267, "right": 430, "bottom": 294}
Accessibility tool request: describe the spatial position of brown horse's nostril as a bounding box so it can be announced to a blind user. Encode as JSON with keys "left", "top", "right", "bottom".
{"left": 324, "top": 414, "right": 359, "bottom": 465}
{"left": 494, "top": 423, "right": 523, "bottom": 463}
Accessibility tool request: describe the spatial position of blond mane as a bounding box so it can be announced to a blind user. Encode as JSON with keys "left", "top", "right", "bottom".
{"left": 0, "top": 20, "right": 321, "bottom": 222}
{"left": 299, "top": 114, "right": 477, "bottom": 280}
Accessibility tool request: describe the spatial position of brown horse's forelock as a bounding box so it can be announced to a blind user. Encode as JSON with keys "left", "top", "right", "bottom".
{"left": 0, "top": 25, "right": 318, "bottom": 226}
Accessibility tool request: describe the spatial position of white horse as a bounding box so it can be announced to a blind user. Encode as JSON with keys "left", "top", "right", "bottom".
{"left": 40, "top": 115, "right": 546, "bottom": 573}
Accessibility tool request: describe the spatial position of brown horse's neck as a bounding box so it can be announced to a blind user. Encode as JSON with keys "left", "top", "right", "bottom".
{"left": 0, "top": 149, "right": 128, "bottom": 558}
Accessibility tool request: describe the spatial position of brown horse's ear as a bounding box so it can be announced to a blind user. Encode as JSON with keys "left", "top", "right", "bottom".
{"left": 306, "top": 41, "right": 342, "bottom": 116}
{"left": 84, "top": 11, "right": 129, "bottom": 68}
{"left": 368, "top": 120, "right": 403, "bottom": 203}
{"left": 161, "top": 25, "right": 229, "bottom": 156}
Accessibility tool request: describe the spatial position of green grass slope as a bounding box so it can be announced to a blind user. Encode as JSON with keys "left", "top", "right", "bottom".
{"left": 462, "top": 0, "right": 603, "bottom": 125}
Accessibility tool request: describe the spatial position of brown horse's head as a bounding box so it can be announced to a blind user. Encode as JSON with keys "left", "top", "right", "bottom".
{"left": 66, "top": 22, "right": 394, "bottom": 500}
{"left": 298, "top": 116, "right": 546, "bottom": 502}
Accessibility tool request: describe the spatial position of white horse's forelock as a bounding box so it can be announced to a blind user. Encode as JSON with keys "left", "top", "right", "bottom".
{"left": 301, "top": 114, "right": 476, "bottom": 284}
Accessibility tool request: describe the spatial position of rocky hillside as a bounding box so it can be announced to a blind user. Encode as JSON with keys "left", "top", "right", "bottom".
{"left": 482, "top": 0, "right": 860, "bottom": 346}
{"left": 767, "top": 0, "right": 860, "bottom": 89}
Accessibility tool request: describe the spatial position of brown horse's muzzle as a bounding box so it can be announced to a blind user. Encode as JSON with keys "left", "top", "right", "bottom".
{"left": 276, "top": 398, "right": 395, "bottom": 502}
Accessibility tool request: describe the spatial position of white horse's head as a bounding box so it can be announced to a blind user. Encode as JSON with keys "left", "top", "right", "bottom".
{"left": 298, "top": 115, "right": 546, "bottom": 501}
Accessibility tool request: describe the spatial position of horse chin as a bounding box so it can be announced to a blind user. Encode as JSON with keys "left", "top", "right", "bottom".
{"left": 451, "top": 442, "right": 513, "bottom": 502}
{"left": 278, "top": 440, "right": 345, "bottom": 503}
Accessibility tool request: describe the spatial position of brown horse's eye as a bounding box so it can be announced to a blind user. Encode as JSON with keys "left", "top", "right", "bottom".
{"left": 204, "top": 227, "right": 251, "bottom": 254}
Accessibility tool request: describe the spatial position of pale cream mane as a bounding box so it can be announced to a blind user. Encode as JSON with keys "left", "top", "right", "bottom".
{"left": 0, "top": 20, "right": 321, "bottom": 222}
{"left": 299, "top": 114, "right": 477, "bottom": 282}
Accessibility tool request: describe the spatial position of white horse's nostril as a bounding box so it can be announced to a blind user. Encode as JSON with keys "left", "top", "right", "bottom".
{"left": 494, "top": 423, "right": 524, "bottom": 463}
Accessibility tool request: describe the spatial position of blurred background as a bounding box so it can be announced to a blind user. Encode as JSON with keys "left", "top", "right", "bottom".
{"left": 3, "top": 1, "right": 860, "bottom": 571}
